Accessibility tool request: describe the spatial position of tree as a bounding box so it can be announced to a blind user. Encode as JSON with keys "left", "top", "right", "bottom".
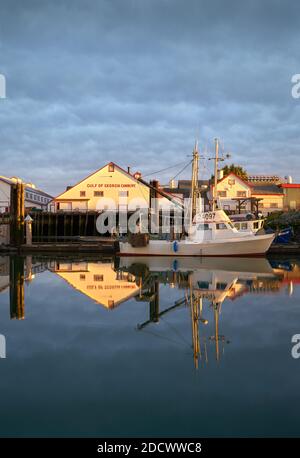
{"left": 221, "top": 164, "right": 248, "bottom": 181}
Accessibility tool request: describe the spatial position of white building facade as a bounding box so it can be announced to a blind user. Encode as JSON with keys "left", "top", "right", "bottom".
{"left": 0, "top": 176, "right": 53, "bottom": 213}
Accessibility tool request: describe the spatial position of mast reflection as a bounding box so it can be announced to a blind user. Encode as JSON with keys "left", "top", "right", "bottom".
{"left": 117, "top": 256, "right": 288, "bottom": 368}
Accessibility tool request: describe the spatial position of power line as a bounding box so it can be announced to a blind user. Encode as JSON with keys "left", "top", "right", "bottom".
{"left": 142, "top": 160, "right": 190, "bottom": 178}
{"left": 169, "top": 160, "right": 193, "bottom": 181}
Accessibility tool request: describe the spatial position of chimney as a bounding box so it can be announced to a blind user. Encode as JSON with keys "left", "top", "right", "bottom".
{"left": 218, "top": 170, "right": 224, "bottom": 180}
{"left": 127, "top": 166, "right": 131, "bottom": 174}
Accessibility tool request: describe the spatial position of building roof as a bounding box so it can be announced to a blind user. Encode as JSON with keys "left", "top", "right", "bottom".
{"left": 280, "top": 183, "right": 300, "bottom": 188}
{"left": 54, "top": 162, "right": 147, "bottom": 201}
{"left": 211, "top": 172, "right": 251, "bottom": 189}
{"left": 0, "top": 176, "right": 53, "bottom": 198}
{"left": 248, "top": 175, "right": 284, "bottom": 184}
{"left": 178, "top": 179, "right": 209, "bottom": 189}
{"left": 251, "top": 184, "right": 284, "bottom": 195}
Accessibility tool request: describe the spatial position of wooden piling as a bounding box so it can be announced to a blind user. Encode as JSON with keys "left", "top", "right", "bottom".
{"left": 10, "top": 182, "right": 25, "bottom": 246}
{"left": 9, "top": 256, "right": 25, "bottom": 319}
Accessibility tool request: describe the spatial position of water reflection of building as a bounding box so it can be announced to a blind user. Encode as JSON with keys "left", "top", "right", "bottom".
{"left": 50, "top": 261, "right": 139, "bottom": 308}
{"left": 2, "top": 254, "right": 300, "bottom": 361}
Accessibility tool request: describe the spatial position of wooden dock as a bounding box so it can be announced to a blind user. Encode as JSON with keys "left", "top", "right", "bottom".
{"left": 268, "top": 243, "right": 300, "bottom": 255}
{"left": 0, "top": 237, "right": 119, "bottom": 255}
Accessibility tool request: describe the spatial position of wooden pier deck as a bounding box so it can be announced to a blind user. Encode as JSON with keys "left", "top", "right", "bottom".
{"left": 0, "top": 237, "right": 119, "bottom": 255}
{"left": 268, "top": 243, "right": 300, "bottom": 255}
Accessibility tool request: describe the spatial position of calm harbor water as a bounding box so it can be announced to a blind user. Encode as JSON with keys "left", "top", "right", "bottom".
{"left": 0, "top": 254, "right": 300, "bottom": 437}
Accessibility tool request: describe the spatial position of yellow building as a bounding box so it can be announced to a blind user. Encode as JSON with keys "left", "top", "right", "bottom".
{"left": 212, "top": 172, "right": 284, "bottom": 215}
{"left": 251, "top": 185, "right": 284, "bottom": 215}
{"left": 51, "top": 261, "right": 140, "bottom": 308}
{"left": 212, "top": 173, "right": 252, "bottom": 212}
{"left": 279, "top": 183, "right": 300, "bottom": 210}
{"left": 51, "top": 162, "right": 150, "bottom": 212}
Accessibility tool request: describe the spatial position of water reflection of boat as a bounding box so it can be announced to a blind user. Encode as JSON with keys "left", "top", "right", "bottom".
{"left": 117, "top": 256, "right": 279, "bottom": 368}
{"left": 118, "top": 256, "right": 275, "bottom": 276}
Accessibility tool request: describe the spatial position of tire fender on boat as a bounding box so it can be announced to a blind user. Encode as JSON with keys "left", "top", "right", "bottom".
{"left": 173, "top": 241, "right": 179, "bottom": 253}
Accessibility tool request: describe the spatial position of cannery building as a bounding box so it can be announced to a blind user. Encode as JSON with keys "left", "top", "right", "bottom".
{"left": 51, "top": 162, "right": 150, "bottom": 212}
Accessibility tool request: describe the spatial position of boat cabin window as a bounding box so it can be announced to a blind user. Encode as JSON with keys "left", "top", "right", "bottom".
{"left": 198, "top": 281, "right": 210, "bottom": 289}
{"left": 216, "top": 223, "right": 227, "bottom": 230}
{"left": 216, "top": 282, "right": 227, "bottom": 290}
{"left": 241, "top": 222, "right": 248, "bottom": 230}
{"left": 253, "top": 221, "right": 259, "bottom": 229}
{"left": 197, "top": 223, "right": 210, "bottom": 231}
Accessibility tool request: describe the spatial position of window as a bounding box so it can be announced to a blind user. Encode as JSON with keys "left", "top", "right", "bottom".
{"left": 198, "top": 281, "right": 210, "bottom": 289}
{"left": 217, "top": 191, "right": 227, "bottom": 197}
{"left": 197, "top": 223, "right": 210, "bottom": 231}
{"left": 216, "top": 282, "right": 227, "bottom": 290}
{"left": 34, "top": 195, "right": 37, "bottom": 200}
{"left": 94, "top": 191, "right": 104, "bottom": 197}
{"left": 258, "top": 202, "right": 264, "bottom": 208}
{"left": 108, "top": 164, "right": 114, "bottom": 172}
{"left": 119, "top": 191, "right": 129, "bottom": 197}
{"left": 270, "top": 202, "right": 278, "bottom": 208}
{"left": 216, "top": 223, "right": 227, "bottom": 230}
{"left": 80, "top": 274, "right": 86, "bottom": 281}
{"left": 241, "top": 222, "right": 248, "bottom": 230}
{"left": 108, "top": 300, "right": 115, "bottom": 308}
{"left": 80, "top": 191, "right": 86, "bottom": 197}
{"left": 94, "top": 274, "right": 103, "bottom": 282}
{"left": 237, "top": 191, "right": 247, "bottom": 197}
{"left": 228, "top": 179, "right": 235, "bottom": 185}
{"left": 26, "top": 192, "right": 29, "bottom": 198}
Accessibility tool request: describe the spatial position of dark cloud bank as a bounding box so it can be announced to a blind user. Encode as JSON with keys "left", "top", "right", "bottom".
{"left": 0, "top": 0, "right": 300, "bottom": 195}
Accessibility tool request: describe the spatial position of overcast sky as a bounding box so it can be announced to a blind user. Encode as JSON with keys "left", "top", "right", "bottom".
{"left": 1, "top": 0, "right": 300, "bottom": 196}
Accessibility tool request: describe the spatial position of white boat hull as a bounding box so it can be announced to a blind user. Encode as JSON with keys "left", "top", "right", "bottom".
{"left": 119, "top": 233, "right": 275, "bottom": 257}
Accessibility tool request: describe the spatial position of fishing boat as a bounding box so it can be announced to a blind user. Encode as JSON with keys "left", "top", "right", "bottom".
{"left": 118, "top": 140, "right": 275, "bottom": 257}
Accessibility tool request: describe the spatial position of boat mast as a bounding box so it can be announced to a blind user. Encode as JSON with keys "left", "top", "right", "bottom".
{"left": 212, "top": 137, "right": 219, "bottom": 212}
{"left": 191, "top": 141, "right": 199, "bottom": 220}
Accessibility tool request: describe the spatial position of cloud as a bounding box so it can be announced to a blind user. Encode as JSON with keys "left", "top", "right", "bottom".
{"left": 0, "top": 0, "right": 300, "bottom": 195}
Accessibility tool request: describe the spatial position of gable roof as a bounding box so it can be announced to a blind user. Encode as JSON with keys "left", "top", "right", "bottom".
{"left": 54, "top": 162, "right": 147, "bottom": 200}
{"left": 212, "top": 172, "right": 251, "bottom": 189}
